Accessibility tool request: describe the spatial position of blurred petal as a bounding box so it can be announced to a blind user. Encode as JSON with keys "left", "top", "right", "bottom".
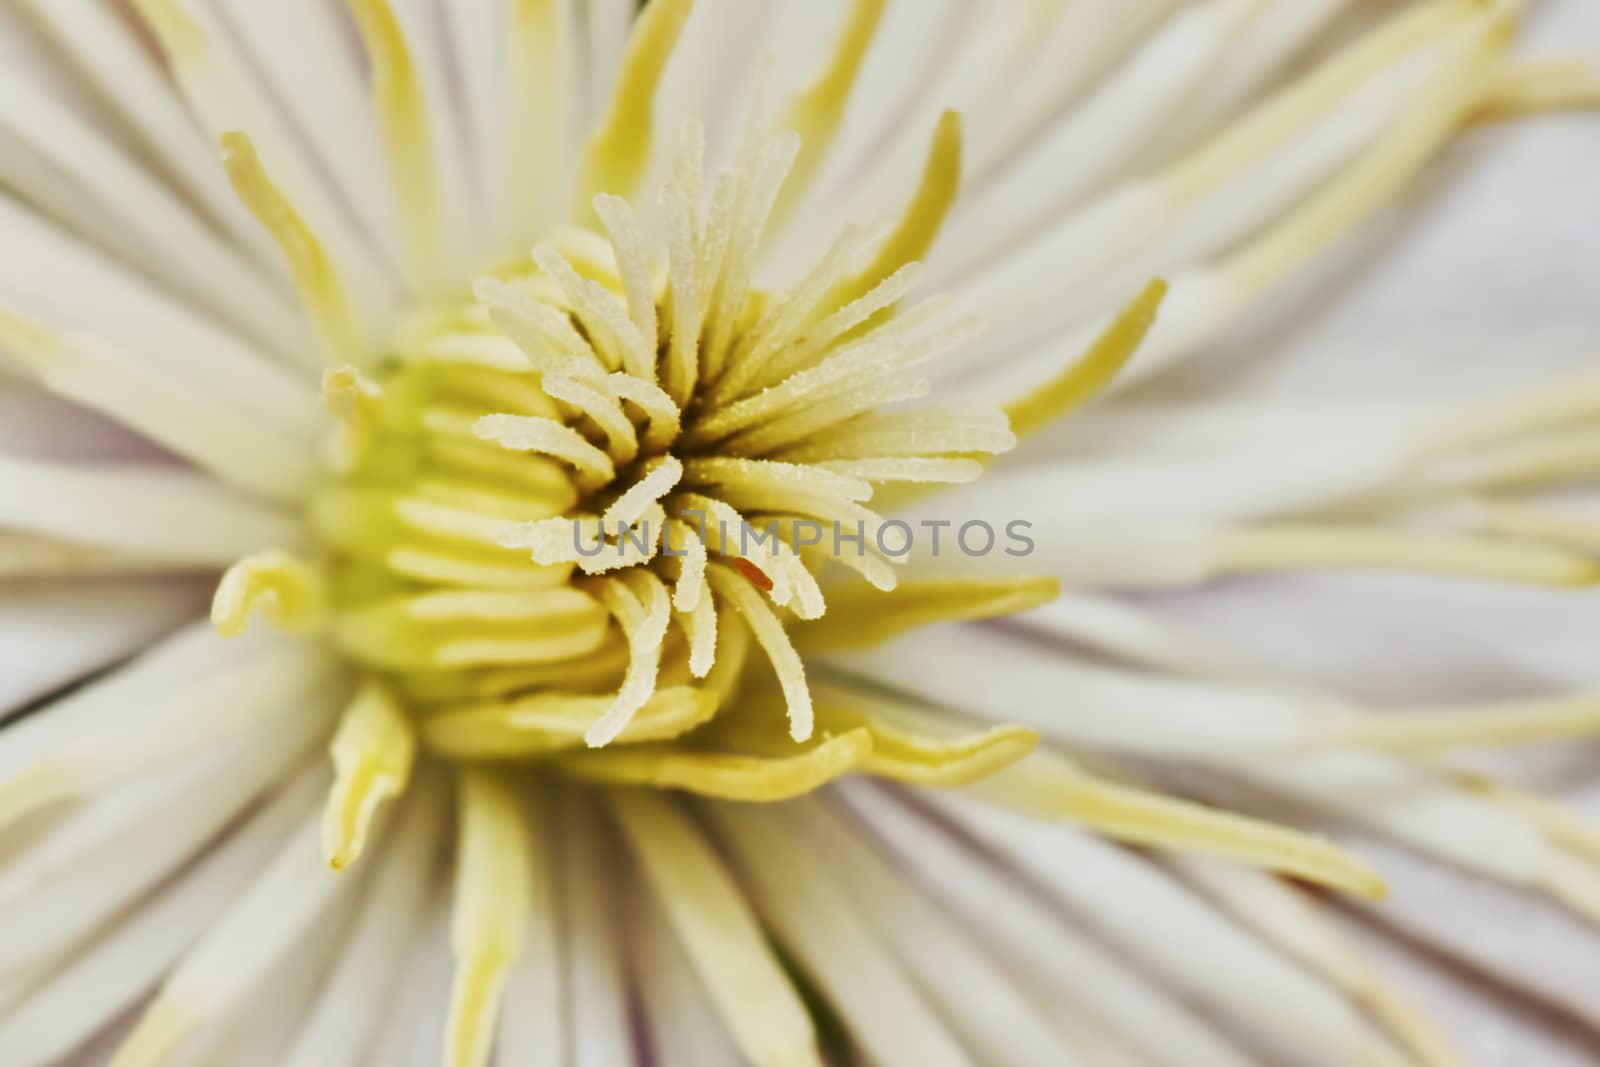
{"left": 0, "top": 577, "right": 207, "bottom": 715}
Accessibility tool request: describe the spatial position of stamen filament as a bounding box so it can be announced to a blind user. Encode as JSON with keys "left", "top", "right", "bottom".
{"left": 798, "top": 577, "right": 1060, "bottom": 649}
{"left": 220, "top": 132, "right": 366, "bottom": 365}
{"left": 609, "top": 791, "right": 823, "bottom": 1067}
{"left": 827, "top": 110, "right": 962, "bottom": 312}
{"left": 707, "top": 564, "right": 814, "bottom": 741}
{"left": 560, "top": 729, "right": 871, "bottom": 801}
{"left": 211, "top": 551, "right": 328, "bottom": 637}
{"left": 347, "top": 0, "right": 450, "bottom": 295}
{"left": 323, "top": 681, "right": 417, "bottom": 870}
{"left": 1005, "top": 280, "right": 1167, "bottom": 438}
{"left": 1301, "top": 694, "right": 1600, "bottom": 753}
{"left": 966, "top": 750, "right": 1388, "bottom": 899}
{"left": 767, "top": 0, "right": 889, "bottom": 238}
{"left": 584, "top": 572, "right": 673, "bottom": 747}
{"left": 446, "top": 771, "right": 532, "bottom": 1067}
{"left": 575, "top": 0, "right": 695, "bottom": 209}
{"left": 1209, "top": 523, "right": 1600, "bottom": 587}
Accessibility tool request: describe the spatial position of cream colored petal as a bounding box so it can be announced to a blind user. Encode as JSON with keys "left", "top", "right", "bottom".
{"left": 783, "top": 796, "right": 1081, "bottom": 1067}
{"left": 610, "top": 791, "right": 820, "bottom": 1067}
{"left": 0, "top": 577, "right": 205, "bottom": 715}
{"left": 557, "top": 788, "right": 636, "bottom": 1067}
{"left": 926, "top": 792, "right": 1410, "bottom": 1067}
{"left": 0, "top": 765, "right": 317, "bottom": 1067}
{"left": 837, "top": 781, "right": 1256, "bottom": 1067}
{"left": 703, "top": 799, "right": 978, "bottom": 1067}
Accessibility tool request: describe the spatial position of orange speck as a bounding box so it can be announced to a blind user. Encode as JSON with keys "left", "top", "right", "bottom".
{"left": 730, "top": 557, "right": 774, "bottom": 592}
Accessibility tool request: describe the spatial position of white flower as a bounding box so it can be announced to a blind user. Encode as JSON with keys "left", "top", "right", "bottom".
{"left": 0, "top": 1, "right": 1597, "bottom": 1065}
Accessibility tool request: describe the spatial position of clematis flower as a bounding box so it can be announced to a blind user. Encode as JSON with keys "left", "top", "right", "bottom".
{"left": 0, "top": 0, "right": 1597, "bottom": 1065}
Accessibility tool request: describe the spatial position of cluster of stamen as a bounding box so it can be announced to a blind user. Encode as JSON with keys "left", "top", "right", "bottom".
{"left": 211, "top": 122, "right": 1024, "bottom": 842}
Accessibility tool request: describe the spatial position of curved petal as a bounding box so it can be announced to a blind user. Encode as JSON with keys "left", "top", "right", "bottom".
{"left": 0, "top": 576, "right": 207, "bottom": 717}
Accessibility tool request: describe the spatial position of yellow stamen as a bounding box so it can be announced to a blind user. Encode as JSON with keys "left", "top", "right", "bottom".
{"left": 796, "top": 576, "right": 1060, "bottom": 649}
{"left": 609, "top": 791, "right": 824, "bottom": 1067}
{"left": 323, "top": 680, "right": 417, "bottom": 871}
{"left": 667, "top": 519, "right": 709, "bottom": 612}
{"left": 322, "top": 365, "right": 384, "bottom": 469}
{"left": 1219, "top": 10, "right": 1511, "bottom": 303}
{"left": 476, "top": 414, "right": 617, "bottom": 491}
{"left": 1429, "top": 428, "right": 1600, "bottom": 494}
{"left": 403, "top": 587, "right": 603, "bottom": 622}
{"left": 1161, "top": 0, "right": 1478, "bottom": 208}
{"left": 559, "top": 729, "right": 873, "bottom": 801}
{"left": 347, "top": 0, "right": 448, "bottom": 295}
{"left": 331, "top": 595, "right": 609, "bottom": 671}
{"left": 1006, "top": 280, "right": 1167, "bottom": 438}
{"left": 422, "top": 686, "right": 718, "bottom": 761}
{"left": 219, "top": 132, "right": 366, "bottom": 364}
{"left": 1412, "top": 373, "right": 1600, "bottom": 459}
{"left": 585, "top": 572, "right": 674, "bottom": 747}
{"left": 1302, "top": 694, "right": 1600, "bottom": 753}
{"left": 313, "top": 482, "right": 576, "bottom": 568}
{"left": 1209, "top": 524, "right": 1600, "bottom": 587}
{"left": 593, "top": 194, "right": 660, "bottom": 361}
{"left": 1471, "top": 500, "right": 1600, "bottom": 555}
{"left": 126, "top": 0, "right": 204, "bottom": 55}
{"left": 211, "top": 550, "right": 328, "bottom": 637}
{"left": 701, "top": 603, "right": 751, "bottom": 707}
{"left": 540, "top": 375, "right": 642, "bottom": 464}
{"left": 707, "top": 564, "right": 814, "bottom": 741}
{"left": 388, "top": 546, "right": 575, "bottom": 590}
{"left": 971, "top": 751, "right": 1387, "bottom": 899}
{"left": 575, "top": 0, "right": 695, "bottom": 211}
{"left": 446, "top": 771, "right": 532, "bottom": 1067}
{"left": 1359, "top": 981, "right": 1469, "bottom": 1067}
{"left": 505, "top": 0, "right": 569, "bottom": 244}
{"left": 399, "top": 644, "right": 632, "bottom": 705}
{"left": 1474, "top": 58, "right": 1600, "bottom": 123}
{"left": 812, "top": 685, "right": 1037, "bottom": 787}
{"left": 680, "top": 590, "right": 719, "bottom": 680}
{"left": 768, "top": 0, "right": 890, "bottom": 236}
{"left": 823, "top": 110, "right": 963, "bottom": 314}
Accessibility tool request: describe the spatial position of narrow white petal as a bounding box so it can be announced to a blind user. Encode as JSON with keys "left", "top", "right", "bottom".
{"left": 494, "top": 785, "right": 565, "bottom": 1067}
{"left": 0, "top": 457, "right": 303, "bottom": 565}
{"left": 559, "top": 788, "right": 636, "bottom": 1067}
{"left": 0, "top": 196, "right": 319, "bottom": 437}
{"left": 703, "top": 800, "right": 975, "bottom": 1067}
{"left": 1348, "top": 829, "right": 1600, "bottom": 1031}
{"left": 836, "top": 781, "right": 1257, "bottom": 1067}
{"left": 0, "top": 70, "right": 311, "bottom": 358}
{"left": 10, "top": 0, "right": 288, "bottom": 265}
{"left": 361, "top": 891, "right": 455, "bottom": 1067}
{"left": 0, "top": 764, "right": 318, "bottom": 1067}
{"left": 215, "top": 0, "right": 403, "bottom": 269}
{"left": 783, "top": 796, "right": 1079, "bottom": 1067}
{"left": 926, "top": 792, "right": 1410, "bottom": 1067}
{"left": 0, "top": 705, "right": 328, "bottom": 989}
{"left": 284, "top": 774, "right": 448, "bottom": 1067}
{"left": 111, "top": 764, "right": 386, "bottom": 1067}
{"left": 632, "top": 886, "right": 744, "bottom": 1067}
{"left": 0, "top": 625, "right": 335, "bottom": 826}
{"left": 0, "top": 577, "right": 205, "bottom": 715}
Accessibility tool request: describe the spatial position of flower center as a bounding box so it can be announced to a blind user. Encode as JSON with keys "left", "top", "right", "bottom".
{"left": 211, "top": 124, "right": 1034, "bottom": 824}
